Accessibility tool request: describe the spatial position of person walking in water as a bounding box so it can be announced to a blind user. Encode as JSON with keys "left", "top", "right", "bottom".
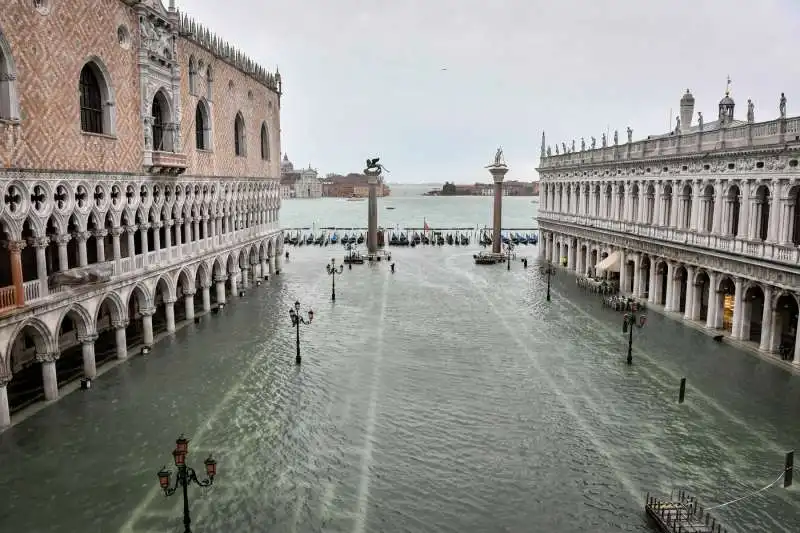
{"left": 390, "top": 263, "right": 395, "bottom": 273}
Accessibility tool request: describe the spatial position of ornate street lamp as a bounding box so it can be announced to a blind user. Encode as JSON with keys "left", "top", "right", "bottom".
{"left": 506, "top": 243, "right": 514, "bottom": 271}
{"left": 540, "top": 260, "right": 557, "bottom": 302}
{"left": 326, "top": 258, "right": 344, "bottom": 301}
{"left": 288, "top": 300, "right": 313, "bottom": 365}
{"left": 622, "top": 312, "right": 647, "bottom": 365}
{"left": 156, "top": 435, "right": 217, "bottom": 533}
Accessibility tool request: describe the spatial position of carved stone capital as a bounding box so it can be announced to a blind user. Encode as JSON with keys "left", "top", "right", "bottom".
{"left": 183, "top": 289, "right": 197, "bottom": 297}
{"left": 35, "top": 352, "right": 59, "bottom": 364}
{"left": 6, "top": 240, "right": 26, "bottom": 253}
{"left": 93, "top": 229, "right": 109, "bottom": 239}
{"left": 0, "top": 72, "right": 17, "bottom": 82}
{"left": 29, "top": 236, "right": 49, "bottom": 249}
{"left": 214, "top": 275, "right": 227, "bottom": 283}
{"left": 112, "top": 320, "right": 129, "bottom": 330}
{"left": 163, "top": 298, "right": 177, "bottom": 305}
{"left": 111, "top": 227, "right": 126, "bottom": 237}
{"left": 125, "top": 225, "right": 138, "bottom": 234}
{"left": 53, "top": 234, "right": 71, "bottom": 246}
{"left": 138, "top": 223, "right": 151, "bottom": 231}
{"left": 151, "top": 221, "right": 163, "bottom": 229}
{"left": 139, "top": 307, "right": 156, "bottom": 317}
{"left": 80, "top": 334, "right": 99, "bottom": 345}
{"left": 75, "top": 231, "right": 92, "bottom": 242}
{"left": 0, "top": 374, "right": 10, "bottom": 388}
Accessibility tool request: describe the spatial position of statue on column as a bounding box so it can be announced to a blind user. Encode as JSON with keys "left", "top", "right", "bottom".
{"left": 626, "top": 127, "right": 633, "bottom": 143}
{"left": 493, "top": 147, "right": 504, "bottom": 165}
{"left": 698, "top": 112, "right": 704, "bottom": 131}
{"left": 780, "top": 93, "right": 787, "bottom": 118}
{"left": 613, "top": 130, "right": 618, "bottom": 146}
{"left": 747, "top": 99, "right": 755, "bottom": 122}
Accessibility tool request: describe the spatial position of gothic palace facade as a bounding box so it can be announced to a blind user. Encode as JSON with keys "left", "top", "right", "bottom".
{"left": 538, "top": 87, "right": 800, "bottom": 366}
{"left": 0, "top": 0, "right": 284, "bottom": 428}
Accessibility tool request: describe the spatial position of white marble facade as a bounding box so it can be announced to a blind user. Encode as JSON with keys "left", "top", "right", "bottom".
{"left": 537, "top": 88, "right": 800, "bottom": 366}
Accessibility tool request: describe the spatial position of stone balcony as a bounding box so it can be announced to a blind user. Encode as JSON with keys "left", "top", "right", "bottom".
{"left": 539, "top": 211, "right": 800, "bottom": 268}
{"left": 147, "top": 150, "right": 188, "bottom": 175}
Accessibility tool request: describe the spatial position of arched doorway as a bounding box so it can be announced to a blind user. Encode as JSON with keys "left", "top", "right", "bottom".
{"left": 674, "top": 265, "right": 687, "bottom": 313}
{"left": 126, "top": 285, "right": 149, "bottom": 348}
{"left": 55, "top": 306, "right": 92, "bottom": 384}
{"left": 717, "top": 277, "right": 736, "bottom": 332}
{"left": 6, "top": 321, "right": 52, "bottom": 412}
{"left": 742, "top": 285, "right": 765, "bottom": 342}
{"left": 772, "top": 293, "right": 799, "bottom": 359}
{"left": 95, "top": 294, "right": 124, "bottom": 365}
{"left": 694, "top": 271, "right": 710, "bottom": 320}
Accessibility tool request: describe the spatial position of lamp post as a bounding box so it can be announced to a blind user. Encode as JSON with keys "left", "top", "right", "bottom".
{"left": 157, "top": 435, "right": 217, "bottom": 533}
{"left": 289, "top": 300, "right": 313, "bottom": 365}
{"left": 506, "top": 243, "right": 513, "bottom": 271}
{"left": 540, "top": 261, "right": 556, "bottom": 302}
{"left": 622, "top": 312, "right": 647, "bottom": 365}
{"left": 326, "top": 258, "right": 344, "bottom": 301}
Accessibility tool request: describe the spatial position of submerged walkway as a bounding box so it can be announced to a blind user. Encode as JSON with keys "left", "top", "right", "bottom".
{"left": 0, "top": 245, "right": 797, "bottom": 533}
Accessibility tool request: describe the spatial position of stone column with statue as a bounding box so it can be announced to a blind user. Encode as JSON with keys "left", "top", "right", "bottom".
{"left": 364, "top": 158, "right": 388, "bottom": 255}
{"left": 486, "top": 148, "right": 509, "bottom": 255}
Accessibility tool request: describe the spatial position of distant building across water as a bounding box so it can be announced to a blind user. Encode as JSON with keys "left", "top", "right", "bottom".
{"left": 426, "top": 180, "right": 540, "bottom": 197}
{"left": 280, "top": 153, "right": 322, "bottom": 199}
{"left": 322, "top": 173, "right": 391, "bottom": 198}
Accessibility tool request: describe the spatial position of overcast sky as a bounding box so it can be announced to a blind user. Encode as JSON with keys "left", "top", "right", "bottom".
{"left": 180, "top": 0, "right": 800, "bottom": 183}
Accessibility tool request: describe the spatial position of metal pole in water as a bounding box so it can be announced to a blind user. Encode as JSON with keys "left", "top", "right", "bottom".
{"left": 679, "top": 377, "right": 687, "bottom": 403}
{"left": 785, "top": 450, "right": 794, "bottom": 488}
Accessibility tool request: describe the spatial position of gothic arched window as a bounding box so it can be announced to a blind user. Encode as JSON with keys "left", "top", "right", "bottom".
{"left": 260, "top": 122, "right": 269, "bottom": 160}
{"left": 234, "top": 112, "right": 246, "bottom": 156}
{"left": 80, "top": 65, "right": 104, "bottom": 133}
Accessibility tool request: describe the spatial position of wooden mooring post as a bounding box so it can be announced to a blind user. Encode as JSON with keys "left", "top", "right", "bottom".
{"left": 645, "top": 491, "right": 726, "bottom": 533}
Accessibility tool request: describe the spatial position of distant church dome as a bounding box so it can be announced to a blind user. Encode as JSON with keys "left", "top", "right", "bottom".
{"left": 281, "top": 153, "right": 294, "bottom": 171}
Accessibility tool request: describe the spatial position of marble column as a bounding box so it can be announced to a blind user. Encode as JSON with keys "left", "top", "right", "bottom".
{"left": 111, "top": 227, "right": 123, "bottom": 261}
{"left": 275, "top": 252, "right": 282, "bottom": 275}
{"left": 684, "top": 266, "right": 696, "bottom": 320}
{"left": 241, "top": 267, "right": 250, "bottom": 289}
{"left": 489, "top": 164, "right": 509, "bottom": 254}
{"left": 261, "top": 259, "right": 269, "bottom": 280}
{"left": 81, "top": 334, "right": 98, "bottom": 379}
{"left": 8, "top": 240, "right": 25, "bottom": 306}
{"left": 93, "top": 230, "right": 107, "bottom": 262}
{"left": 152, "top": 222, "right": 162, "bottom": 252}
{"left": 648, "top": 265, "right": 657, "bottom": 304}
{"left": 0, "top": 378, "right": 10, "bottom": 428}
{"left": 619, "top": 250, "right": 628, "bottom": 294}
{"left": 139, "top": 224, "right": 150, "bottom": 264}
{"left": 230, "top": 269, "right": 240, "bottom": 296}
{"left": 201, "top": 284, "right": 211, "bottom": 312}
{"left": 759, "top": 285, "right": 774, "bottom": 351}
{"left": 126, "top": 226, "right": 136, "bottom": 259}
{"left": 731, "top": 277, "right": 744, "bottom": 339}
{"left": 184, "top": 290, "right": 196, "bottom": 321}
{"left": 55, "top": 234, "right": 70, "bottom": 271}
{"left": 268, "top": 254, "right": 276, "bottom": 276}
{"left": 706, "top": 272, "right": 719, "bottom": 328}
{"left": 164, "top": 299, "right": 176, "bottom": 333}
{"left": 37, "top": 353, "right": 59, "bottom": 401}
{"left": 664, "top": 262, "right": 675, "bottom": 312}
{"left": 141, "top": 308, "right": 155, "bottom": 345}
{"left": 367, "top": 175, "right": 379, "bottom": 254}
{"left": 215, "top": 276, "right": 227, "bottom": 305}
{"left": 632, "top": 255, "right": 641, "bottom": 297}
{"left": 113, "top": 321, "right": 128, "bottom": 360}
{"left": 32, "top": 237, "right": 49, "bottom": 298}
{"left": 76, "top": 231, "right": 89, "bottom": 267}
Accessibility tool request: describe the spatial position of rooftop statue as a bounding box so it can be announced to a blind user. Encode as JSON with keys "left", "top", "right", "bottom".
{"left": 571, "top": 139, "right": 576, "bottom": 152}
{"left": 613, "top": 130, "right": 618, "bottom": 146}
{"left": 626, "top": 127, "right": 633, "bottom": 143}
{"left": 561, "top": 142, "right": 567, "bottom": 153}
{"left": 747, "top": 99, "right": 755, "bottom": 122}
{"left": 546, "top": 146, "right": 552, "bottom": 157}
{"left": 555, "top": 145, "right": 560, "bottom": 155}
{"left": 675, "top": 116, "right": 681, "bottom": 133}
{"left": 601, "top": 133, "right": 607, "bottom": 148}
{"left": 780, "top": 93, "right": 787, "bottom": 118}
{"left": 580, "top": 138, "right": 585, "bottom": 151}
{"left": 698, "top": 112, "right": 703, "bottom": 131}
{"left": 590, "top": 136, "right": 596, "bottom": 150}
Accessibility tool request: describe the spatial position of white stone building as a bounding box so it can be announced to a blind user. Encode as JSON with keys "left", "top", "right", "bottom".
{"left": 0, "top": 0, "right": 284, "bottom": 429}
{"left": 537, "top": 86, "right": 800, "bottom": 365}
{"left": 280, "top": 154, "right": 322, "bottom": 199}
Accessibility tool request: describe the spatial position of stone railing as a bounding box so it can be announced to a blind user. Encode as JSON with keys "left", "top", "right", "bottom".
{"left": 540, "top": 117, "right": 800, "bottom": 169}
{"left": 539, "top": 211, "right": 800, "bottom": 266}
{"left": 0, "top": 222, "right": 280, "bottom": 314}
